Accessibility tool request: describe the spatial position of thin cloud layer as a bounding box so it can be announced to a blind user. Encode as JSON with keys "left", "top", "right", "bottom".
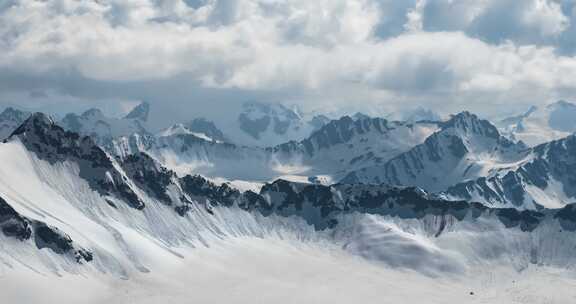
{"left": 1, "top": 0, "right": 576, "bottom": 119}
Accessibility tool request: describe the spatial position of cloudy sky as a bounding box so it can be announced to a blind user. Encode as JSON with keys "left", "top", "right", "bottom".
{"left": 1, "top": 0, "right": 576, "bottom": 122}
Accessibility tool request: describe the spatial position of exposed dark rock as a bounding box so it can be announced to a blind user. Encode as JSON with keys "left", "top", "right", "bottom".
{"left": 10, "top": 113, "right": 144, "bottom": 210}
{"left": 121, "top": 152, "right": 175, "bottom": 204}
{"left": 447, "top": 134, "right": 576, "bottom": 209}
{"left": 0, "top": 196, "right": 32, "bottom": 240}
{"left": 180, "top": 175, "right": 242, "bottom": 207}
{"left": 0, "top": 196, "right": 92, "bottom": 263}
{"left": 341, "top": 111, "right": 528, "bottom": 192}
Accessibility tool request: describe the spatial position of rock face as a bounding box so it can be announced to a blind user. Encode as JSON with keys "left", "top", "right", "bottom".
{"left": 264, "top": 115, "right": 438, "bottom": 181}
{"left": 446, "top": 134, "right": 576, "bottom": 210}
{"left": 9, "top": 113, "right": 145, "bottom": 210}
{"left": 0, "top": 107, "right": 30, "bottom": 140}
{"left": 184, "top": 118, "right": 228, "bottom": 143}
{"left": 120, "top": 152, "right": 178, "bottom": 204}
{"left": 342, "top": 112, "right": 528, "bottom": 192}
{"left": 175, "top": 176, "right": 576, "bottom": 233}
{"left": 273, "top": 115, "right": 436, "bottom": 157}
{"left": 0, "top": 196, "right": 92, "bottom": 263}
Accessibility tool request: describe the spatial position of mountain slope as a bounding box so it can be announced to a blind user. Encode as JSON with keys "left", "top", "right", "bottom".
{"left": 210, "top": 101, "right": 329, "bottom": 147}
{"left": 9, "top": 113, "right": 148, "bottom": 209}
{"left": 0, "top": 107, "right": 30, "bottom": 140}
{"left": 125, "top": 115, "right": 437, "bottom": 184}
{"left": 269, "top": 115, "right": 438, "bottom": 182}
{"left": 183, "top": 118, "right": 228, "bottom": 143}
{"left": 342, "top": 112, "right": 529, "bottom": 192}
{"left": 446, "top": 134, "right": 576, "bottom": 209}
{"left": 59, "top": 103, "right": 152, "bottom": 152}
{"left": 123, "top": 101, "right": 150, "bottom": 121}
{"left": 499, "top": 100, "right": 576, "bottom": 146}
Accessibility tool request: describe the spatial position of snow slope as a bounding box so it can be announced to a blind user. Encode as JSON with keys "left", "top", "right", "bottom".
{"left": 499, "top": 100, "right": 576, "bottom": 146}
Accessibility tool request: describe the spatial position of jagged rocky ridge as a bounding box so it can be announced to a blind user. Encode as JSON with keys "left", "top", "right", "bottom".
{"left": 181, "top": 176, "right": 576, "bottom": 232}
{"left": 269, "top": 115, "right": 438, "bottom": 168}
{"left": 111, "top": 114, "right": 437, "bottom": 182}
{"left": 446, "top": 134, "right": 576, "bottom": 209}
{"left": 0, "top": 104, "right": 437, "bottom": 184}
{"left": 342, "top": 112, "right": 529, "bottom": 192}
{"left": 8, "top": 113, "right": 145, "bottom": 209}
{"left": 146, "top": 116, "right": 437, "bottom": 181}
{"left": 9, "top": 106, "right": 576, "bottom": 212}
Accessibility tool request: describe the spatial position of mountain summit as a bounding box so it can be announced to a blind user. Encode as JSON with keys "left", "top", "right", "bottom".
{"left": 342, "top": 111, "right": 528, "bottom": 191}
{"left": 124, "top": 101, "right": 150, "bottom": 121}
{"left": 0, "top": 107, "right": 30, "bottom": 140}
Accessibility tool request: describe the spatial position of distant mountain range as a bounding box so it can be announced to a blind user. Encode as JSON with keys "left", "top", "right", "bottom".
{"left": 0, "top": 113, "right": 576, "bottom": 271}
{"left": 499, "top": 100, "right": 576, "bottom": 146}
{"left": 2, "top": 103, "right": 576, "bottom": 303}
{"left": 1, "top": 100, "right": 576, "bottom": 213}
{"left": 341, "top": 112, "right": 529, "bottom": 192}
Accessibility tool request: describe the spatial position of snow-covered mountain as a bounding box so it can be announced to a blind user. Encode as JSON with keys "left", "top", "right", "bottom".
{"left": 0, "top": 107, "right": 30, "bottom": 140}
{"left": 445, "top": 133, "right": 576, "bottom": 210}
{"left": 2, "top": 113, "right": 576, "bottom": 303}
{"left": 342, "top": 112, "right": 529, "bottom": 192}
{"left": 10, "top": 113, "right": 148, "bottom": 209}
{"left": 499, "top": 100, "right": 576, "bottom": 146}
{"left": 215, "top": 101, "right": 329, "bottom": 147}
{"left": 6, "top": 103, "right": 438, "bottom": 184}
{"left": 59, "top": 102, "right": 152, "bottom": 149}
{"left": 123, "top": 101, "right": 150, "bottom": 121}
{"left": 118, "top": 114, "right": 437, "bottom": 184}
{"left": 182, "top": 118, "right": 228, "bottom": 143}
{"left": 269, "top": 115, "right": 439, "bottom": 182}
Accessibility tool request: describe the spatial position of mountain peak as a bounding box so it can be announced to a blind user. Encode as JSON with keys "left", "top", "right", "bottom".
{"left": 10, "top": 112, "right": 55, "bottom": 137}
{"left": 442, "top": 111, "right": 500, "bottom": 139}
{"left": 185, "top": 118, "right": 227, "bottom": 142}
{"left": 548, "top": 100, "right": 576, "bottom": 109}
{"left": 0, "top": 107, "right": 32, "bottom": 140}
{"left": 352, "top": 112, "right": 371, "bottom": 121}
{"left": 81, "top": 108, "right": 104, "bottom": 119}
{"left": 447, "top": 110, "right": 476, "bottom": 121}
{"left": 124, "top": 102, "right": 150, "bottom": 121}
